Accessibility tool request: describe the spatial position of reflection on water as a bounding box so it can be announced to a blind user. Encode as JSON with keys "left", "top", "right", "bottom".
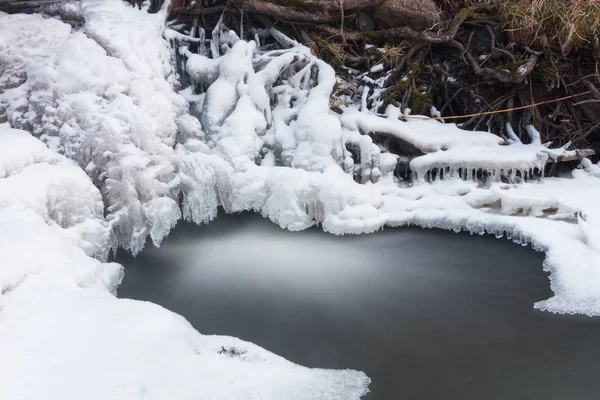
{"left": 116, "top": 212, "right": 600, "bottom": 400}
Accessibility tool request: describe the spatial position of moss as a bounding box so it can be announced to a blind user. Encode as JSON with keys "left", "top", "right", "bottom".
{"left": 407, "top": 59, "right": 421, "bottom": 74}
{"left": 387, "top": 98, "right": 399, "bottom": 107}
{"left": 266, "top": 0, "right": 321, "bottom": 13}
{"left": 409, "top": 89, "right": 433, "bottom": 115}
{"left": 361, "top": 31, "right": 384, "bottom": 46}
{"left": 537, "top": 62, "right": 559, "bottom": 83}
{"left": 380, "top": 76, "right": 409, "bottom": 109}
{"left": 492, "top": 60, "right": 525, "bottom": 76}
{"left": 456, "top": 2, "right": 495, "bottom": 22}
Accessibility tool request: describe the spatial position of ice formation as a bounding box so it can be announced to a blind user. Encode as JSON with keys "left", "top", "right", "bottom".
{"left": 0, "top": 34, "right": 369, "bottom": 400}
{"left": 0, "top": 2, "right": 188, "bottom": 254}
{"left": 1, "top": 1, "right": 600, "bottom": 398}
{"left": 164, "top": 14, "right": 600, "bottom": 317}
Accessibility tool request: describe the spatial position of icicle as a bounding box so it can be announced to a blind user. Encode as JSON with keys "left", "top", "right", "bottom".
{"left": 240, "top": 10, "right": 244, "bottom": 40}
{"left": 525, "top": 125, "right": 542, "bottom": 145}
{"left": 361, "top": 86, "right": 370, "bottom": 112}
{"left": 198, "top": 28, "right": 207, "bottom": 56}
{"left": 254, "top": 33, "right": 261, "bottom": 49}
{"left": 541, "top": 164, "right": 546, "bottom": 179}
{"left": 506, "top": 122, "right": 521, "bottom": 144}
{"left": 210, "top": 12, "right": 225, "bottom": 58}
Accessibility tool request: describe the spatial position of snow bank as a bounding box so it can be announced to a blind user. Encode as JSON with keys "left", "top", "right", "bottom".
{"left": 0, "top": 124, "right": 110, "bottom": 258}
{"left": 0, "top": 125, "right": 370, "bottom": 399}
{"left": 0, "top": 209, "right": 370, "bottom": 400}
{"left": 376, "top": 168, "right": 600, "bottom": 315}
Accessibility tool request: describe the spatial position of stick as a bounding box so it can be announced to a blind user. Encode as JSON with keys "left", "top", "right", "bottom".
{"left": 402, "top": 90, "right": 592, "bottom": 121}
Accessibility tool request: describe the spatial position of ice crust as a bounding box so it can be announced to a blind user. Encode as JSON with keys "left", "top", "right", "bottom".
{"left": 1, "top": 5, "right": 600, "bottom": 400}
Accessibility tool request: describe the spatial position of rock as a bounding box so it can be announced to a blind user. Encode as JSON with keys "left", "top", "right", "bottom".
{"left": 373, "top": 0, "right": 441, "bottom": 31}
{"left": 356, "top": 11, "right": 376, "bottom": 32}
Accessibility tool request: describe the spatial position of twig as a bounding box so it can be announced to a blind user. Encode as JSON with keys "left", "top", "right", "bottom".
{"left": 402, "top": 90, "right": 592, "bottom": 120}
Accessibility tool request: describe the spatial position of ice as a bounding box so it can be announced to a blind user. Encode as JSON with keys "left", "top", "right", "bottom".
{"left": 186, "top": 54, "right": 221, "bottom": 87}
{"left": 0, "top": 4, "right": 187, "bottom": 254}
{"left": 409, "top": 144, "right": 549, "bottom": 184}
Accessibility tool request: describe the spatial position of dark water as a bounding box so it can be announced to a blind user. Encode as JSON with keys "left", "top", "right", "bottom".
{"left": 116, "top": 212, "right": 600, "bottom": 400}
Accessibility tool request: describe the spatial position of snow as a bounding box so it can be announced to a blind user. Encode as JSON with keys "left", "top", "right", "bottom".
{"left": 0, "top": 209, "right": 370, "bottom": 400}
{"left": 0, "top": 6, "right": 371, "bottom": 400}
{"left": 0, "top": 125, "right": 370, "bottom": 400}
{"left": 2, "top": 3, "right": 600, "bottom": 399}
{"left": 341, "top": 108, "right": 504, "bottom": 153}
{"left": 0, "top": 123, "right": 110, "bottom": 259}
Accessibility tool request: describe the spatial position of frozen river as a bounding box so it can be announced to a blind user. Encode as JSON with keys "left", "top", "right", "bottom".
{"left": 116, "top": 212, "right": 600, "bottom": 399}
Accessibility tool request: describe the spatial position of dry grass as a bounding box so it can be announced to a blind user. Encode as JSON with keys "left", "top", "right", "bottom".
{"left": 498, "top": 0, "right": 600, "bottom": 54}
{"left": 378, "top": 43, "right": 407, "bottom": 69}
{"left": 434, "top": 0, "right": 478, "bottom": 16}
{"left": 307, "top": 33, "right": 347, "bottom": 67}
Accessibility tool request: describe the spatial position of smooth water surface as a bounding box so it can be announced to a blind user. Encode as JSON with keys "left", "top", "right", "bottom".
{"left": 116, "top": 213, "right": 600, "bottom": 400}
